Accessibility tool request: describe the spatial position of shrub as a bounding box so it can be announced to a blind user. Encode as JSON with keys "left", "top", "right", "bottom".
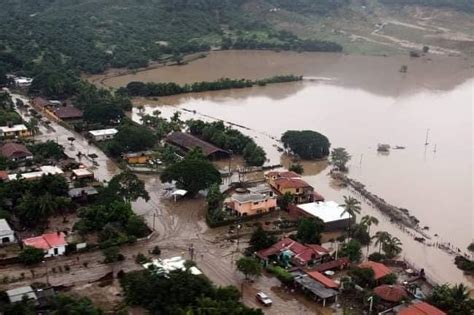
{"left": 151, "top": 246, "right": 161, "bottom": 256}
{"left": 266, "top": 265, "right": 294, "bottom": 284}
{"left": 18, "top": 247, "right": 44, "bottom": 265}
{"left": 368, "top": 252, "right": 386, "bottom": 262}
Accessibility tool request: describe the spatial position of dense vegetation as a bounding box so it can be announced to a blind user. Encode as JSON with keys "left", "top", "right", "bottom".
{"left": 122, "top": 75, "right": 302, "bottom": 97}
{"left": 0, "top": 92, "right": 22, "bottom": 126}
{"left": 160, "top": 149, "right": 222, "bottom": 196}
{"left": 0, "top": 174, "right": 70, "bottom": 228}
{"left": 106, "top": 123, "right": 157, "bottom": 157}
{"left": 121, "top": 269, "right": 262, "bottom": 314}
{"left": 281, "top": 130, "right": 331, "bottom": 159}
{"left": 187, "top": 120, "right": 266, "bottom": 166}
{"left": 0, "top": 0, "right": 344, "bottom": 77}
{"left": 380, "top": 0, "right": 474, "bottom": 13}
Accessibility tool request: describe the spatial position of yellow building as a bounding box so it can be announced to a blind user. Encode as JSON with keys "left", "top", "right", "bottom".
{"left": 123, "top": 151, "right": 153, "bottom": 165}
{"left": 0, "top": 124, "right": 32, "bottom": 139}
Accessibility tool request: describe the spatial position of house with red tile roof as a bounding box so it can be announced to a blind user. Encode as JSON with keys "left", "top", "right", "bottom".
{"left": 256, "top": 237, "right": 329, "bottom": 267}
{"left": 307, "top": 271, "right": 339, "bottom": 289}
{"left": 23, "top": 232, "right": 67, "bottom": 257}
{"left": 265, "top": 171, "right": 323, "bottom": 203}
{"left": 359, "top": 260, "right": 392, "bottom": 281}
{"left": 396, "top": 300, "right": 446, "bottom": 315}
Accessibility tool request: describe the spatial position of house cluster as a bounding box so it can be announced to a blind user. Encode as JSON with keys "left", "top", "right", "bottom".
{"left": 32, "top": 97, "right": 83, "bottom": 123}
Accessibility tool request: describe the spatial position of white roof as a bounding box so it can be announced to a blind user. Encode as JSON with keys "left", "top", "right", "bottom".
{"left": 9, "top": 165, "right": 63, "bottom": 180}
{"left": 89, "top": 128, "right": 118, "bottom": 136}
{"left": 143, "top": 256, "right": 202, "bottom": 275}
{"left": 297, "top": 201, "right": 351, "bottom": 223}
{"left": 0, "top": 124, "right": 28, "bottom": 133}
{"left": 72, "top": 168, "right": 93, "bottom": 177}
{"left": 6, "top": 286, "right": 37, "bottom": 303}
{"left": 171, "top": 189, "right": 187, "bottom": 196}
{"left": 0, "top": 219, "right": 13, "bottom": 236}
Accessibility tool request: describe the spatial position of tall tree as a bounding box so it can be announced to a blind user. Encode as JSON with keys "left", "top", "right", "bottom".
{"left": 428, "top": 283, "right": 474, "bottom": 315}
{"left": 330, "top": 147, "right": 351, "bottom": 171}
{"left": 360, "top": 215, "right": 379, "bottom": 256}
{"left": 236, "top": 257, "right": 262, "bottom": 280}
{"left": 107, "top": 171, "right": 150, "bottom": 202}
{"left": 296, "top": 218, "right": 324, "bottom": 244}
{"left": 382, "top": 236, "right": 402, "bottom": 259}
{"left": 372, "top": 231, "right": 391, "bottom": 254}
{"left": 341, "top": 195, "right": 361, "bottom": 223}
{"left": 249, "top": 227, "right": 277, "bottom": 252}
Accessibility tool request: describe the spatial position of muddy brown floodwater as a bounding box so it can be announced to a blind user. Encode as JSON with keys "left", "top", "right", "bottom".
{"left": 91, "top": 50, "right": 473, "bottom": 288}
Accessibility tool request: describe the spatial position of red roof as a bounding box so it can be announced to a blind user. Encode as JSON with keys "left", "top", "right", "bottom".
{"left": 256, "top": 238, "right": 328, "bottom": 266}
{"left": 307, "top": 271, "right": 339, "bottom": 289}
{"left": 166, "top": 132, "right": 229, "bottom": 157}
{"left": 23, "top": 232, "right": 67, "bottom": 250}
{"left": 359, "top": 261, "right": 392, "bottom": 280}
{"left": 274, "top": 177, "right": 312, "bottom": 189}
{"left": 313, "top": 257, "right": 350, "bottom": 272}
{"left": 374, "top": 284, "right": 407, "bottom": 302}
{"left": 0, "top": 171, "right": 8, "bottom": 181}
{"left": 398, "top": 302, "right": 446, "bottom": 315}
{"left": 52, "top": 106, "right": 83, "bottom": 119}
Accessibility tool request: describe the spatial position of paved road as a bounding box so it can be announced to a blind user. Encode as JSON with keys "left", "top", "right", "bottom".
{"left": 2, "top": 93, "right": 333, "bottom": 314}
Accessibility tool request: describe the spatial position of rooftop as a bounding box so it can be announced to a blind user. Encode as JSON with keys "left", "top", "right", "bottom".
{"left": 232, "top": 193, "right": 269, "bottom": 203}
{"left": 297, "top": 201, "right": 351, "bottom": 223}
{"left": 247, "top": 184, "right": 273, "bottom": 195}
{"left": 68, "top": 186, "right": 99, "bottom": 198}
{"left": 143, "top": 256, "right": 202, "bottom": 276}
{"left": 274, "top": 177, "right": 312, "bottom": 189}
{"left": 23, "top": 232, "right": 67, "bottom": 250}
{"left": 307, "top": 271, "right": 339, "bottom": 289}
{"left": 123, "top": 150, "right": 154, "bottom": 158}
{"left": 0, "top": 142, "right": 32, "bottom": 159}
{"left": 166, "top": 132, "right": 229, "bottom": 157}
{"left": 0, "top": 124, "right": 28, "bottom": 133}
{"left": 52, "top": 106, "right": 83, "bottom": 119}
{"left": 8, "top": 165, "right": 63, "bottom": 181}
{"left": 266, "top": 171, "right": 301, "bottom": 179}
{"left": 89, "top": 128, "right": 118, "bottom": 137}
{"left": 293, "top": 273, "right": 339, "bottom": 300}
{"left": 312, "top": 257, "right": 350, "bottom": 272}
{"left": 257, "top": 238, "right": 329, "bottom": 265}
{"left": 359, "top": 261, "right": 392, "bottom": 280}
{"left": 397, "top": 301, "right": 446, "bottom": 315}
{"left": 72, "top": 168, "right": 94, "bottom": 177}
{"left": 33, "top": 97, "right": 51, "bottom": 107}
{"left": 6, "top": 286, "right": 37, "bottom": 303}
{"left": 0, "top": 219, "right": 13, "bottom": 236}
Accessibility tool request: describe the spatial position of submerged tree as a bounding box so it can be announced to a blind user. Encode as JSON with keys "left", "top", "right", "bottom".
{"left": 330, "top": 147, "right": 351, "bottom": 172}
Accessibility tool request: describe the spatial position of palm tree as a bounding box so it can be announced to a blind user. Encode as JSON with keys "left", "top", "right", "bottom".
{"left": 361, "top": 215, "right": 379, "bottom": 256}
{"left": 341, "top": 195, "right": 361, "bottom": 223}
{"left": 373, "top": 231, "right": 391, "bottom": 254}
{"left": 27, "top": 118, "right": 40, "bottom": 138}
{"left": 383, "top": 236, "right": 403, "bottom": 259}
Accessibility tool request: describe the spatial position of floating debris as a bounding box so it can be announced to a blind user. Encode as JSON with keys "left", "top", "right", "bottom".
{"left": 377, "top": 143, "right": 390, "bottom": 152}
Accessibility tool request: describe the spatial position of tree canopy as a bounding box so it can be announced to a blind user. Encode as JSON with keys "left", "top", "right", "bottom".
{"left": 296, "top": 218, "right": 324, "bottom": 244}
{"left": 281, "top": 130, "right": 330, "bottom": 159}
{"left": 160, "top": 150, "right": 222, "bottom": 196}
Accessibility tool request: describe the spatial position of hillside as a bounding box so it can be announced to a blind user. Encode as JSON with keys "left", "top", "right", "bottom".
{"left": 0, "top": 0, "right": 472, "bottom": 76}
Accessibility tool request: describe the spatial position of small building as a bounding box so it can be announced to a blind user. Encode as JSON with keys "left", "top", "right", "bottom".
{"left": 312, "top": 257, "right": 350, "bottom": 273}
{"left": 143, "top": 256, "right": 202, "bottom": 276}
{"left": 166, "top": 132, "right": 230, "bottom": 159}
{"left": 290, "top": 201, "right": 352, "bottom": 231}
{"left": 0, "top": 124, "right": 31, "bottom": 139}
{"left": 13, "top": 77, "right": 33, "bottom": 87}
{"left": 0, "top": 142, "right": 33, "bottom": 161}
{"left": 307, "top": 270, "right": 340, "bottom": 289}
{"left": 0, "top": 219, "right": 15, "bottom": 244}
{"left": 6, "top": 286, "right": 37, "bottom": 304}
{"left": 256, "top": 238, "right": 329, "bottom": 267}
{"left": 8, "top": 165, "right": 63, "bottom": 181}
{"left": 23, "top": 232, "right": 67, "bottom": 257}
{"left": 68, "top": 186, "right": 98, "bottom": 200}
{"left": 265, "top": 171, "right": 319, "bottom": 203}
{"left": 50, "top": 105, "right": 83, "bottom": 121}
{"left": 373, "top": 284, "right": 407, "bottom": 303}
{"left": 88, "top": 128, "right": 118, "bottom": 141}
{"left": 71, "top": 168, "right": 94, "bottom": 180}
{"left": 123, "top": 151, "right": 154, "bottom": 165}
{"left": 32, "top": 97, "right": 51, "bottom": 109}
{"left": 228, "top": 191, "right": 277, "bottom": 216}
{"left": 395, "top": 300, "right": 446, "bottom": 315}
{"left": 359, "top": 260, "right": 392, "bottom": 281}
{"left": 291, "top": 270, "right": 339, "bottom": 307}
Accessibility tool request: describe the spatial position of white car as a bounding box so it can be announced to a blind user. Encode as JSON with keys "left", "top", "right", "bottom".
{"left": 256, "top": 292, "right": 272, "bottom": 306}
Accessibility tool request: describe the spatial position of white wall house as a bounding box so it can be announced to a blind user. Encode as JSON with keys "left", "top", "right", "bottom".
{"left": 0, "top": 219, "right": 15, "bottom": 244}
{"left": 89, "top": 128, "right": 118, "bottom": 141}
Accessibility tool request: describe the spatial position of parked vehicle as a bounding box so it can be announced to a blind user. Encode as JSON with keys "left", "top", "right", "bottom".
{"left": 256, "top": 292, "right": 272, "bottom": 306}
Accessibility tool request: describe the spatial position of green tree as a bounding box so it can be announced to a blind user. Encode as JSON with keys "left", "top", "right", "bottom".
{"left": 160, "top": 155, "right": 221, "bottom": 196}
{"left": 107, "top": 171, "right": 150, "bottom": 202}
{"left": 296, "top": 218, "right": 324, "bottom": 244}
{"left": 330, "top": 147, "right": 351, "bottom": 171}
{"left": 27, "top": 118, "right": 40, "bottom": 138}
{"left": 382, "top": 236, "right": 402, "bottom": 259}
{"left": 18, "top": 246, "right": 44, "bottom": 265}
{"left": 339, "top": 239, "right": 362, "bottom": 262}
{"left": 341, "top": 195, "right": 361, "bottom": 222}
{"left": 126, "top": 216, "right": 149, "bottom": 238}
{"left": 242, "top": 142, "right": 266, "bottom": 167}
{"left": 103, "top": 246, "right": 122, "bottom": 264}
{"left": 236, "top": 257, "right": 262, "bottom": 280}
{"left": 281, "top": 130, "right": 330, "bottom": 159}
{"left": 107, "top": 124, "right": 156, "bottom": 157}
{"left": 288, "top": 163, "right": 304, "bottom": 174}
{"left": 360, "top": 215, "right": 379, "bottom": 255}
{"left": 51, "top": 294, "right": 103, "bottom": 315}
{"left": 373, "top": 231, "right": 391, "bottom": 254}
{"left": 428, "top": 283, "right": 474, "bottom": 315}
{"left": 249, "top": 226, "right": 277, "bottom": 251}
{"left": 348, "top": 267, "right": 375, "bottom": 288}
{"left": 277, "top": 192, "right": 294, "bottom": 210}
{"left": 206, "top": 183, "right": 224, "bottom": 210}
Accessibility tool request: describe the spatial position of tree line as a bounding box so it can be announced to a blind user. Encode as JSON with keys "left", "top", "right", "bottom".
{"left": 121, "top": 75, "right": 303, "bottom": 97}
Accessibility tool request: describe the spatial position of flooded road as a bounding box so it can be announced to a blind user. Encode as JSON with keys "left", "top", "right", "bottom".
{"left": 101, "top": 50, "right": 474, "bottom": 286}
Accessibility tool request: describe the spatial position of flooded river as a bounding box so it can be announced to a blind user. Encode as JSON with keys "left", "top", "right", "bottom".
{"left": 92, "top": 50, "right": 473, "bottom": 287}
